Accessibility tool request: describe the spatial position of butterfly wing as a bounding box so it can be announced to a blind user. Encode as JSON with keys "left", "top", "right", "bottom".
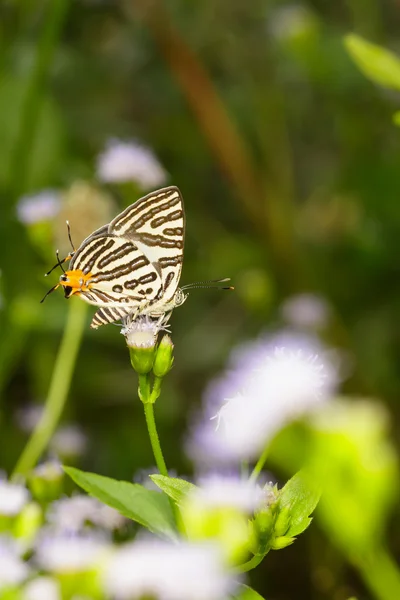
{"left": 108, "top": 186, "right": 185, "bottom": 305}
{"left": 70, "top": 233, "right": 163, "bottom": 308}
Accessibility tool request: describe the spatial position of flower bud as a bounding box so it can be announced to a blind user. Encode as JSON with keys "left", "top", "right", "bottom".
{"left": 271, "top": 535, "right": 295, "bottom": 550}
{"left": 28, "top": 461, "right": 64, "bottom": 504}
{"left": 129, "top": 346, "right": 156, "bottom": 375}
{"left": 122, "top": 316, "right": 160, "bottom": 374}
{"left": 274, "top": 505, "right": 291, "bottom": 537}
{"left": 153, "top": 335, "right": 174, "bottom": 378}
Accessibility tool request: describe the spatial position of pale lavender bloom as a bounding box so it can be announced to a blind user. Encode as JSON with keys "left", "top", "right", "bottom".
{"left": 0, "top": 480, "right": 30, "bottom": 516}
{"left": 23, "top": 577, "right": 61, "bottom": 600}
{"left": 269, "top": 4, "right": 317, "bottom": 41}
{"left": 96, "top": 139, "right": 167, "bottom": 188}
{"left": 0, "top": 538, "right": 30, "bottom": 589}
{"left": 48, "top": 495, "right": 125, "bottom": 532}
{"left": 188, "top": 330, "right": 339, "bottom": 464}
{"left": 35, "top": 532, "right": 110, "bottom": 573}
{"left": 281, "top": 294, "right": 330, "bottom": 329}
{"left": 15, "top": 404, "right": 44, "bottom": 432}
{"left": 50, "top": 425, "right": 87, "bottom": 458}
{"left": 104, "top": 539, "right": 237, "bottom": 600}
{"left": 17, "top": 190, "right": 61, "bottom": 225}
{"left": 190, "top": 475, "right": 264, "bottom": 512}
{"left": 33, "top": 460, "right": 63, "bottom": 480}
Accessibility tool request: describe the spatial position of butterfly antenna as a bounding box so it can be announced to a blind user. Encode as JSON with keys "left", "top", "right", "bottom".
{"left": 40, "top": 283, "right": 60, "bottom": 303}
{"left": 45, "top": 249, "right": 67, "bottom": 277}
{"left": 181, "top": 278, "right": 234, "bottom": 291}
{"left": 66, "top": 220, "right": 75, "bottom": 252}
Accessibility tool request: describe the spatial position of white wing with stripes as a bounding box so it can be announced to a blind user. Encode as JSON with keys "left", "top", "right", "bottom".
{"left": 108, "top": 186, "right": 185, "bottom": 305}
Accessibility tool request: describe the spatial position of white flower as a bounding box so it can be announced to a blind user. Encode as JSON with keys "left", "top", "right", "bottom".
{"left": 190, "top": 475, "right": 264, "bottom": 512}
{"left": 50, "top": 424, "right": 87, "bottom": 457}
{"left": 121, "top": 314, "right": 169, "bottom": 349}
{"left": 269, "top": 5, "right": 317, "bottom": 41}
{"left": 15, "top": 404, "right": 44, "bottom": 432}
{"left": 48, "top": 495, "right": 125, "bottom": 532}
{"left": 281, "top": 294, "right": 330, "bottom": 329}
{"left": 0, "top": 480, "right": 30, "bottom": 516}
{"left": 104, "top": 539, "right": 237, "bottom": 600}
{"left": 23, "top": 577, "right": 61, "bottom": 600}
{"left": 188, "top": 331, "right": 339, "bottom": 464}
{"left": 33, "top": 460, "right": 63, "bottom": 480}
{"left": 17, "top": 190, "right": 61, "bottom": 225}
{"left": 35, "top": 532, "right": 110, "bottom": 573}
{"left": 0, "top": 538, "right": 29, "bottom": 589}
{"left": 96, "top": 139, "right": 167, "bottom": 188}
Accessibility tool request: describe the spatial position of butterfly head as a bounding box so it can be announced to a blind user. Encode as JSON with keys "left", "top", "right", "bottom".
{"left": 59, "top": 269, "right": 91, "bottom": 299}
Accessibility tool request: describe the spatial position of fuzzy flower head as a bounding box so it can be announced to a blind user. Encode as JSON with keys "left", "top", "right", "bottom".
{"left": 24, "top": 577, "right": 61, "bottom": 600}
{"left": 190, "top": 475, "right": 264, "bottom": 513}
{"left": 0, "top": 480, "right": 30, "bottom": 516}
{"left": 48, "top": 495, "right": 125, "bottom": 533}
{"left": 96, "top": 139, "right": 167, "bottom": 189}
{"left": 104, "top": 539, "right": 237, "bottom": 600}
{"left": 188, "top": 331, "right": 339, "bottom": 464}
{"left": 16, "top": 190, "right": 61, "bottom": 225}
{"left": 0, "top": 538, "right": 30, "bottom": 590}
{"left": 121, "top": 314, "right": 169, "bottom": 349}
{"left": 50, "top": 424, "right": 87, "bottom": 458}
{"left": 281, "top": 293, "right": 330, "bottom": 329}
{"left": 35, "top": 532, "right": 110, "bottom": 574}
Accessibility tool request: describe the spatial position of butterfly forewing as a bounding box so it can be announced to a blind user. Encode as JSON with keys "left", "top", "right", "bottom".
{"left": 109, "top": 186, "right": 185, "bottom": 304}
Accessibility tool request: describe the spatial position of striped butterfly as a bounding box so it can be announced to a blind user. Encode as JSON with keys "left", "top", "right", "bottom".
{"left": 42, "top": 186, "right": 187, "bottom": 329}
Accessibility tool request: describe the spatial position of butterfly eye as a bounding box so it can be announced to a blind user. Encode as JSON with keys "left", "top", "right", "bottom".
{"left": 60, "top": 274, "right": 68, "bottom": 282}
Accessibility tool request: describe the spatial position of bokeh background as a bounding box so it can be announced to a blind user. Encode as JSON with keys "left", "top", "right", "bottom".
{"left": 1, "top": 1, "right": 400, "bottom": 599}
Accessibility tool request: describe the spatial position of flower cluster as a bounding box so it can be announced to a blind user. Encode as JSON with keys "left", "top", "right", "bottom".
{"left": 0, "top": 477, "right": 239, "bottom": 600}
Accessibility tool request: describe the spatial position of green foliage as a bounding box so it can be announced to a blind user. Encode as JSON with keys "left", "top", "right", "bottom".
{"left": 307, "top": 401, "right": 399, "bottom": 559}
{"left": 234, "top": 584, "right": 267, "bottom": 600}
{"left": 278, "top": 470, "right": 321, "bottom": 538}
{"left": 150, "top": 474, "right": 197, "bottom": 505}
{"left": 250, "top": 472, "right": 320, "bottom": 559}
{"left": 64, "top": 466, "right": 176, "bottom": 538}
{"left": 344, "top": 34, "right": 400, "bottom": 91}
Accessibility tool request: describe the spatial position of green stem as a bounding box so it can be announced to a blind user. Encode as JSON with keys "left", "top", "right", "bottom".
{"left": 12, "top": 300, "right": 87, "bottom": 479}
{"left": 356, "top": 547, "right": 400, "bottom": 600}
{"left": 149, "top": 376, "right": 163, "bottom": 403}
{"left": 143, "top": 402, "right": 168, "bottom": 477}
{"left": 236, "top": 554, "right": 264, "bottom": 573}
{"left": 7, "top": 0, "right": 68, "bottom": 202}
{"left": 138, "top": 373, "right": 151, "bottom": 403}
{"left": 249, "top": 445, "right": 269, "bottom": 483}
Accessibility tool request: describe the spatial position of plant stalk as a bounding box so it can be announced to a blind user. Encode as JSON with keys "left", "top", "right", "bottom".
{"left": 12, "top": 300, "right": 87, "bottom": 479}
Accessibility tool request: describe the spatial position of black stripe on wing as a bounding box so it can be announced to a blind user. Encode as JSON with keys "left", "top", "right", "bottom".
{"left": 90, "top": 306, "right": 134, "bottom": 329}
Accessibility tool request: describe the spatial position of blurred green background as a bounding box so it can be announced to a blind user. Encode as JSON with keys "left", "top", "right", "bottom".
{"left": 2, "top": 1, "right": 400, "bottom": 598}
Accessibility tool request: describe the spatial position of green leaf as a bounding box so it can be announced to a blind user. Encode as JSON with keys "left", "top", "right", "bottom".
{"left": 344, "top": 34, "right": 400, "bottom": 91}
{"left": 234, "top": 584, "right": 267, "bottom": 600}
{"left": 393, "top": 111, "right": 400, "bottom": 127}
{"left": 279, "top": 470, "right": 320, "bottom": 537}
{"left": 64, "top": 466, "right": 176, "bottom": 538}
{"left": 150, "top": 474, "right": 197, "bottom": 505}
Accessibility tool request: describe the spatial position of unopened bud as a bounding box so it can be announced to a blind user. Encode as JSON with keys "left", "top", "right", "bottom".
{"left": 153, "top": 335, "right": 174, "bottom": 378}
{"left": 28, "top": 461, "right": 64, "bottom": 504}
{"left": 271, "top": 535, "right": 295, "bottom": 550}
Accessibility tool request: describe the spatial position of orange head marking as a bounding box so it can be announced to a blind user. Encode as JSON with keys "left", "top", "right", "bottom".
{"left": 59, "top": 269, "right": 93, "bottom": 298}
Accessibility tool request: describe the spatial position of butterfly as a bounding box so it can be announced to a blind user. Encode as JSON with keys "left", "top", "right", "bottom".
{"left": 42, "top": 186, "right": 188, "bottom": 329}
